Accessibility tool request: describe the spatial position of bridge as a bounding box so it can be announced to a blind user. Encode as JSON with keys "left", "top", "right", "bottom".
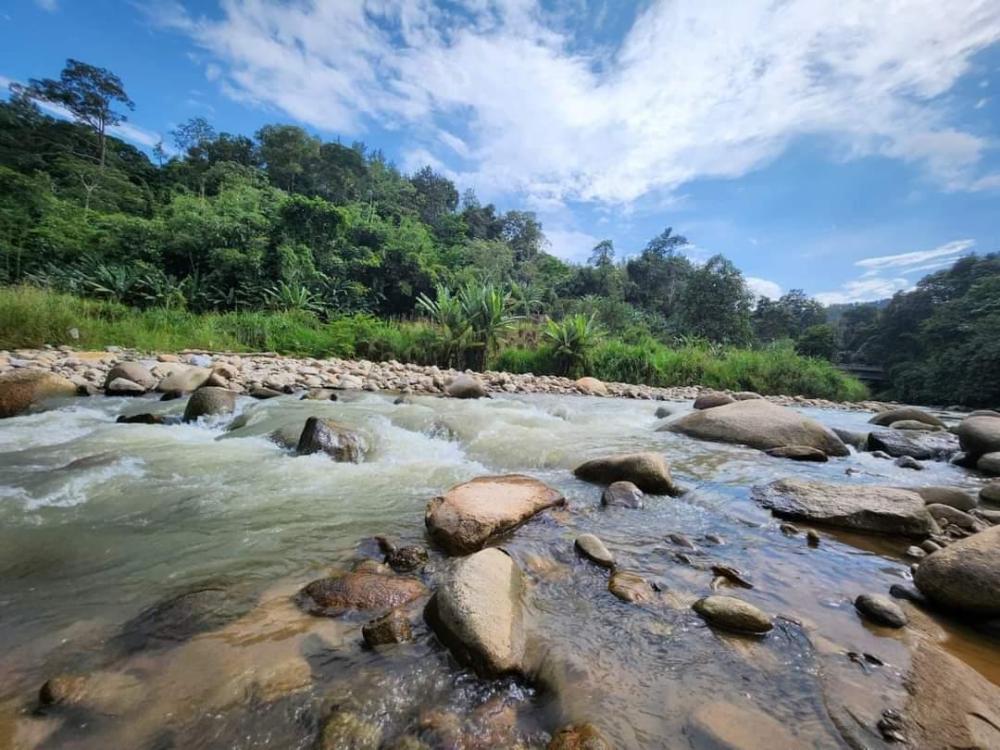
{"left": 837, "top": 363, "right": 886, "bottom": 387}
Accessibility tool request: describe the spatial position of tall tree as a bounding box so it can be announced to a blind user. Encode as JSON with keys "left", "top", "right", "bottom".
{"left": 589, "top": 239, "right": 615, "bottom": 267}
{"left": 171, "top": 117, "right": 216, "bottom": 159}
{"left": 677, "top": 255, "right": 753, "bottom": 344}
{"left": 13, "top": 59, "right": 134, "bottom": 169}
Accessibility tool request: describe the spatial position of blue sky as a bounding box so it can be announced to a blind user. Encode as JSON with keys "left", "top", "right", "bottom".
{"left": 2, "top": 0, "right": 999, "bottom": 303}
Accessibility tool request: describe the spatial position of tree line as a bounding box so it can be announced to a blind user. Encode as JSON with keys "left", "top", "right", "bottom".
{"left": 1, "top": 59, "right": 996, "bottom": 405}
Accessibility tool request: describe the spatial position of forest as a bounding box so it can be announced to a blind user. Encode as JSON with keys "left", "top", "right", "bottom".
{"left": 1, "top": 60, "right": 997, "bottom": 406}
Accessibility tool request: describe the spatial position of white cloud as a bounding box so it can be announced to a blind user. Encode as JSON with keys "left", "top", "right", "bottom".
{"left": 815, "top": 239, "right": 976, "bottom": 304}
{"left": 545, "top": 227, "right": 600, "bottom": 262}
{"left": 153, "top": 0, "right": 1000, "bottom": 204}
{"left": 746, "top": 277, "right": 782, "bottom": 299}
{"left": 34, "top": 0, "right": 57, "bottom": 12}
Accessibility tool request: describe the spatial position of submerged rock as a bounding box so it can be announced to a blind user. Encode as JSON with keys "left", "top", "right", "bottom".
{"left": 667, "top": 399, "right": 849, "bottom": 456}
{"left": 301, "top": 387, "right": 338, "bottom": 401}
{"left": 362, "top": 608, "right": 413, "bottom": 646}
{"left": 688, "top": 701, "right": 799, "bottom": 750}
{"left": 425, "top": 474, "right": 565, "bottom": 554}
{"left": 902, "top": 641, "right": 1000, "bottom": 750}
{"left": 693, "top": 391, "right": 735, "bottom": 409}
{"left": 39, "top": 671, "right": 146, "bottom": 715}
{"left": 692, "top": 595, "right": 773, "bottom": 633}
{"left": 869, "top": 406, "right": 945, "bottom": 428}
{"left": 956, "top": 415, "right": 1000, "bottom": 457}
{"left": 895, "top": 455, "right": 924, "bottom": 470}
{"left": 182, "top": 387, "right": 236, "bottom": 422}
{"left": 752, "top": 478, "right": 936, "bottom": 537}
{"left": 573, "top": 452, "right": 680, "bottom": 495}
{"left": 0, "top": 369, "right": 77, "bottom": 418}
{"left": 425, "top": 547, "right": 526, "bottom": 676}
{"left": 114, "top": 585, "right": 257, "bottom": 653}
{"left": 574, "top": 534, "right": 614, "bottom": 568}
{"left": 866, "top": 428, "right": 959, "bottom": 460}
{"left": 855, "top": 593, "right": 907, "bottom": 628}
{"left": 319, "top": 711, "right": 382, "bottom": 750}
{"left": 764, "top": 445, "right": 828, "bottom": 462}
{"left": 913, "top": 524, "right": 1000, "bottom": 616}
{"left": 297, "top": 571, "right": 427, "bottom": 616}
{"left": 445, "top": 374, "right": 487, "bottom": 399}
{"left": 608, "top": 570, "right": 654, "bottom": 603}
{"left": 600, "top": 480, "right": 644, "bottom": 508}
{"left": 547, "top": 723, "right": 613, "bottom": 750}
{"left": 296, "top": 417, "right": 368, "bottom": 462}
{"left": 116, "top": 412, "right": 166, "bottom": 425}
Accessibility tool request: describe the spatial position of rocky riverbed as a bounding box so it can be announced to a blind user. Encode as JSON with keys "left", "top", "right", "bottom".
{"left": 0, "top": 346, "right": 887, "bottom": 410}
{"left": 0, "top": 350, "right": 998, "bottom": 749}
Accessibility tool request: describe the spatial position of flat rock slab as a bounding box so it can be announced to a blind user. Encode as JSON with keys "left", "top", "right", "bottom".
{"left": 666, "top": 399, "right": 849, "bottom": 456}
{"left": 867, "top": 428, "right": 959, "bottom": 460}
{"left": 425, "top": 475, "right": 565, "bottom": 554}
{"left": 753, "top": 478, "right": 937, "bottom": 537}
{"left": 425, "top": 548, "right": 525, "bottom": 676}
{"left": 296, "top": 571, "right": 427, "bottom": 616}
{"left": 688, "top": 701, "right": 799, "bottom": 750}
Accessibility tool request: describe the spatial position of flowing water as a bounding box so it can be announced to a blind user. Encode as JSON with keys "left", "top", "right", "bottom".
{"left": 0, "top": 392, "right": 996, "bottom": 748}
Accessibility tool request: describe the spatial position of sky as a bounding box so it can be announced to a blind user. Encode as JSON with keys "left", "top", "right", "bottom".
{"left": 2, "top": 0, "right": 999, "bottom": 304}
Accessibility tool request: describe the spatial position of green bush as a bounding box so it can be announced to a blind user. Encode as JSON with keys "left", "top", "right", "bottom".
{"left": 0, "top": 285, "right": 867, "bottom": 401}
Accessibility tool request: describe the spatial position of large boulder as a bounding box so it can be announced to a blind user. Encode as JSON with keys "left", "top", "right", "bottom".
{"left": 103, "top": 361, "right": 157, "bottom": 391}
{"left": 182, "top": 387, "right": 236, "bottom": 422}
{"left": 752, "top": 478, "right": 937, "bottom": 537}
{"left": 982, "top": 480, "right": 1000, "bottom": 505}
{"left": 297, "top": 571, "right": 427, "bottom": 616}
{"left": 156, "top": 365, "right": 213, "bottom": 393}
{"left": 574, "top": 376, "right": 607, "bottom": 396}
{"left": 106, "top": 377, "right": 146, "bottom": 396}
{"left": 978, "top": 452, "right": 1000, "bottom": 476}
{"left": 425, "top": 475, "right": 565, "bottom": 554}
{"left": 956, "top": 415, "right": 1000, "bottom": 457}
{"left": 916, "top": 486, "right": 977, "bottom": 512}
{"left": 866, "top": 428, "right": 959, "bottom": 460}
{"left": 914, "top": 525, "right": 1000, "bottom": 616}
{"left": 445, "top": 374, "right": 487, "bottom": 399}
{"left": 0, "top": 369, "right": 77, "bottom": 418}
{"left": 666, "top": 400, "right": 849, "bottom": 456}
{"left": 573, "top": 452, "right": 681, "bottom": 495}
{"left": 869, "top": 406, "right": 945, "bottom": 429}
{"left": 296, "top": 417, "right": 368, "bottom": 462}
{"left": 425, "top": 548, "right": 526, "bottom": 676}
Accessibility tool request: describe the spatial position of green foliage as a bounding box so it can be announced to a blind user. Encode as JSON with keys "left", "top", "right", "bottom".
{"left": 543, "top": 313, "right": 604, "bottom": 376}
{"left": 796, "top": 323, "right": 837, "bottom": 360}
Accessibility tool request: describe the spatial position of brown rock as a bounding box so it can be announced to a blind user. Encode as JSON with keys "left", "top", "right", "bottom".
{"left": 296, "top": 417, "right": 368, "bottom": 462}
{"left": 548, "top": 723, "right": 613, "bottom": 750}
{"left": 296, "top": 571, "right": 427, "bottom": 616}
{"left": 869, "top": 407, "right": 945, "bottom": 428}
{"left": 913, "top": 524, "right": 1000, "bottom": 616}
{"left": 764, "top": 445, "right": 828, "bottom": 461}
{"left": 362, "top": 609, "right": 413, "bottom": 646}
{"left": 425, "top": 475, "right": 565, "bottom": 554}
{"left": 574, "top": 376, "right": 608, "bottom": 396}
{"left": 573, "top": 452, "right": 681, "bottom": 495}
{"left": 692, "top": 595, "right": 773, "bottom": 633}
{"left": 608, "top": 570, "right": 653, "bottom": 603}
{"left": 103, "top": 361, "right": 157, "bottom": 391}
{"left": 688, "top": 701, "right": 799, "bottom": 750}
{"left": 694, "top": 391, "right": 735, "bottom": 409}
{"left": 0, "top": 369, "right": 77, "bottom": 418}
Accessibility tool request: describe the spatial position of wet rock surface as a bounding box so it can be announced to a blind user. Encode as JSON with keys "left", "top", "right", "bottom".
{"left": 914, "top": 524, "right": 1000, "bottom": 616}
{"left": 574, "top": 533, "right": 614, "bottom": 568}
{"left": 692, "top": 595, "right": 773, "bottom": 633}
{"left": 866, "top": 427, "right": 959, "bottom": 460}
{"left": 425, "top": 474, "right": 565, "bottom": 553}
{"left": 0, "top": 368, "right": 77, "bottom": 418}
{"left": 573, "top": 452, "right": 680, "bottom": 495}
{"left": 296, "top": 416, "right": 369, "bottom": 462}
{"left": 425, "top": 548, "right": 526, "bottom": 676}
{"left": 753, "top": 478, "right": 937, "bottom": 536}
{"left": 854, "top": 593, "right": 907, "bottom": 628}
{"left": 297, "top": 571, "right": 427, "bottom": 616}
{"left": 182, "top": 386, "right": 236, "bottom": 422}
{"left": 600, "top": 480, "right": 645, "bottom": 508}
{"left": 668, "top": 399, "right": 850, "bottom": 456}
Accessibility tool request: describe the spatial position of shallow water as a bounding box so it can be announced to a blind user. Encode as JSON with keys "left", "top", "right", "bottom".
{"left": 0, "top": 392, "right": 996, "bottom": 748}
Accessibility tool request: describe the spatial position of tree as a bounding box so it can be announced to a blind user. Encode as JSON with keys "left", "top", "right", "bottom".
{"left": 171, "top": 117, "right": 216, "bottom": 158}
{"left": 589, "top": 239, "right": 615, "bottom": 267}
{"left": 643, "top": 226, "right": 687, "bottom": 258}
{"left": 409, "top": 166, "right": 458, "bottom": 227}
{"left": 677, "top": 255, "right": 753, "bottom": 344}
{"left": 13, "top": 59, "right": 134, "bottom": 169}
{"left": 255, "top": 124, "right": 320, "bottom": 192}
{"left": 796, "top": 323, "right": 838, "bottom": 360}
{"left": 500, "top": 210, "right": 544, "bottom": 262}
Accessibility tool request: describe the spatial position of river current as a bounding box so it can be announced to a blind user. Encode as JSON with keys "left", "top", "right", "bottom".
{"left": 0, "top": 391, "right": 996, "bottom": 748}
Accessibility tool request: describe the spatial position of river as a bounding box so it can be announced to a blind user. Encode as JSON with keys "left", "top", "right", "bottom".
{"left": 0, "top": 391, "right": 996, "bottom": 748}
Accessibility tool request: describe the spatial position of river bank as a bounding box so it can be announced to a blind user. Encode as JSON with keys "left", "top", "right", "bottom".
{"left": 0, "top": 346, "right": 888, "bottom": 412}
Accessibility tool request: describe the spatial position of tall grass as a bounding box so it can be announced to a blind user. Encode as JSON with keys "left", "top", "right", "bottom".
{"left": 0, "top": 285, "right": 868, "bottom": 401}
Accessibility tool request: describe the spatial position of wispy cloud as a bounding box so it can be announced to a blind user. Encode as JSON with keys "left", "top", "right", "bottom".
{"left": 34, "top": 0, "right": 58, "bottom": 12}
{"left": 150, "top": 0, "right": 1000, "bottom": 205}
{"left": 815, "top": 239, "right": 976, "bottom": 304}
